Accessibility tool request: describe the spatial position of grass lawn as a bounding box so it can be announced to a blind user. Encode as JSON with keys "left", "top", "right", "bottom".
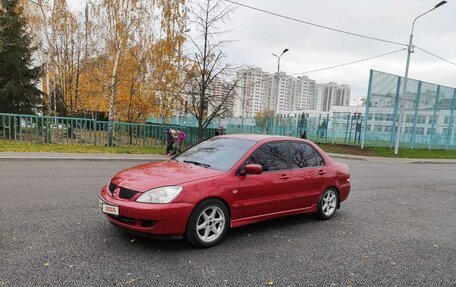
{"left": 316, "top": 143, "right": 456, "bottom": 159}
{"left": 0, "top": 141, "right": 165, "bottom": 155}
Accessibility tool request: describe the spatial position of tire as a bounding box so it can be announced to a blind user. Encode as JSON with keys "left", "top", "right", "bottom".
{"left": 184, "top": 199, "right": 230, "bottom": 248}
{"left": 316, "top": 187, "right": 339, "bottom": 220}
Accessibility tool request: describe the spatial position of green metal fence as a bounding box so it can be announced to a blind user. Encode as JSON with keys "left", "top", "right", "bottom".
{"left": 149, "top": 113, "right": 364, "bottom": 145}
{"left": 361, "top": 70, "right": 456, "bottom": 150}
{"left": 0, "top": 113, "right": 217, "bottom": 148}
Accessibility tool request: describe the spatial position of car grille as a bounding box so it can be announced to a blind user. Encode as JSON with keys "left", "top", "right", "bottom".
{"left": 108, "top": 182, "right": 138, "bottom": 199}
{"left": 118, "top": 188, "right": 137, "bottom": 199}
{"left": 108, "top": 214, "right": 156, "bottom": 227}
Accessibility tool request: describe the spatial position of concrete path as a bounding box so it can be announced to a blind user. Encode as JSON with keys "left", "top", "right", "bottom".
{"left": 0, "top": 151, "right": 455, "bottom": 164}
{"left": 327, "top": 152, "right": 456, "bottom": 164}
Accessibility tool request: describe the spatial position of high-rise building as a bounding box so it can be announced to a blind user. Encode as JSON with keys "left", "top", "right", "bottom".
{"left": 233, "top": 67, "right": 350, "bottom": 117}
{"left": 207, "top": 79, "right": 236, "bottom": 117}
{"left": 290, "top": 76, "right": 316, "bottom": 111}
{"left": 234, "top": 68, "right": 273, "bottom": 117}
{"left": 315, "top": 83, "right": 351, "bottom": 112}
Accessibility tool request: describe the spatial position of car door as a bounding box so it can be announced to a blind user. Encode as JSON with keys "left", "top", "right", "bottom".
{"left": 236, "top": 141, "right": 295, "bottom": 219}
{"left": 289, "top": 141, "right": 327, "bottom": 208}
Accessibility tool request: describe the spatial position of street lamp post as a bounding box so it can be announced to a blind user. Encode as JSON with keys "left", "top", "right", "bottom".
{"left": 271, "top": 48, "right": 289, "bottom": 134}
{"left": 394, "top": 1, "right": 447, "bottom": 155}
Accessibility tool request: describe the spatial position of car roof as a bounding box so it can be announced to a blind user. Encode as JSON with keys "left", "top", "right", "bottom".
{"left": 218, "top": 134, "right": 302, "bottom": 142}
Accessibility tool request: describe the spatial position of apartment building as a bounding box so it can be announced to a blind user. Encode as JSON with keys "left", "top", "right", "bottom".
{"left": 315, "top": 83, "right": 351, "bottom": 112}
{"left": 234, "top": 67, "right": 318, "bottom": 117}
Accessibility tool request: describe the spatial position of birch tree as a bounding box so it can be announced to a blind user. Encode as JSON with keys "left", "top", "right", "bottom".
{"left": 93, "top": 0, "right": 147, "bottom": 146}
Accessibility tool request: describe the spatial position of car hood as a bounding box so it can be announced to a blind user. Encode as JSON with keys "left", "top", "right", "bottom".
{"left": 111, "top": 160, "right": 224, "bottom": 192}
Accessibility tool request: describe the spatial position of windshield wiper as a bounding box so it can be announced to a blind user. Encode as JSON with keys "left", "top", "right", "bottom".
{"left": 183, "top": 160, "right": 211, "bottom": 168}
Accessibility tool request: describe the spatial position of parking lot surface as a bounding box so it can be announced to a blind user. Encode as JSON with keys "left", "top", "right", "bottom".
{"left": 1, "top": 159, "right": 455, "bottom": 286}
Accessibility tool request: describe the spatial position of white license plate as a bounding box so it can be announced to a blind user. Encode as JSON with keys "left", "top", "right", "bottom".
{"left": 102, "top": 203, "right": 119, "bottom": 215}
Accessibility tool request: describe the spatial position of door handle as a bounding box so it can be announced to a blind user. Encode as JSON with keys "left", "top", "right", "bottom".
{"left": 279, "top": 174, "right": 290, "bottom": 180}
{"left": 317, "top": 170, "right": 326, "bottom": 176}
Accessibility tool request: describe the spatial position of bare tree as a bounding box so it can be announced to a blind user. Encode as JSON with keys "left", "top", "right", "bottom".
{"left": 185, "top": 0, "right": 239, "bottom": 140}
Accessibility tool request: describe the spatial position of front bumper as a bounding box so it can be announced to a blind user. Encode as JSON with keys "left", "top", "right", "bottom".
{"left": 100, "top": 187, "right": 195, "bottom": 236}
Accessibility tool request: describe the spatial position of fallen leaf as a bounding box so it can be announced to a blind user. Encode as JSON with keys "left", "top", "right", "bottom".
{"left": 43, "top": 262, "right": 50, "bottom": 267}
{"left": 349, "top": 272, "right": 355, "bottom": 276}
{"left": 391, "top": 261, "right": 396, "bottom": 266}
{"left": 266, "top": 279, "right": 274, "bottom": 285}
{"left": 433, "top": 244, "right": 439, "bottom": 248}
{"left": 125, "top": 278, "right": 136, "bottom": 284}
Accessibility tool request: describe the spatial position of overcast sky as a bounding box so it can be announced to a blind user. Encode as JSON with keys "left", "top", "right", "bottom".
{"left": 69, "top": 0, "right": 455, "bottom": 102}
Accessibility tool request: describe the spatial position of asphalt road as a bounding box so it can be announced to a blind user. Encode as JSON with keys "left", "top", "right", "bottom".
{"left": 1, "top": 159, "right": 455, "bottom": 287}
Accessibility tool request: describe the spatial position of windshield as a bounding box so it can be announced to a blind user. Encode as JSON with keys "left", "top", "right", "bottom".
{"left": 174, "top": 137, "right": 257, "bottom": 172}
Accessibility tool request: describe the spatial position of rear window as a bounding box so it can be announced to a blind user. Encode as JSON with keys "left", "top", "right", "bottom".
{"left": 290, "top": 142, "right": 325, "bottom": 168}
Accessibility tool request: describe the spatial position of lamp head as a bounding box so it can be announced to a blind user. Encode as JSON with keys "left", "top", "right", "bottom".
{"left": 435, "top": 1, "right": 447, "bottom": 8}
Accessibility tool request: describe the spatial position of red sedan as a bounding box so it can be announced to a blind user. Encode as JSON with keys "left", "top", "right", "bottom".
{"left": 99, "top": 135, "right": 350, "bottom": 247}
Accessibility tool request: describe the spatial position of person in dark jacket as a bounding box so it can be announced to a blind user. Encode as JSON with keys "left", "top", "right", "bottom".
{"left": 300, "top": 131, "right": 307, "bottom": 139}
{"left": 165, "top": 128, "right": 174, "bottom": 155}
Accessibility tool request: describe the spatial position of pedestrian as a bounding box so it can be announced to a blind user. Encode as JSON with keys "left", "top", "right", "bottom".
{"left": 300, "top": 131, "right": 307, "bottom": 139}
{"left": 216, "top": 126, "right": 225, "bottom": 136}
{"left": 174, "top": 130, "right": 186, "bottom": 154}
{"left": 165, "top": 128, "right": 174, "bottom": 155}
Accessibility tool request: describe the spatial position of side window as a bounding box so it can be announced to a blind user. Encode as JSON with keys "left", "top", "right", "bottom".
{"left": 245, "top": 142, "right": 288, "bottom": 172}
{"left": 290, "top": 142, "right": 325, "bottom": 168}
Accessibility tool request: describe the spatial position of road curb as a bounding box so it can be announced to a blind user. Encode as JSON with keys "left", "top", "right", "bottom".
{"left": 328, "top": 154, "right": 368, "bottom": 161}
{"left": 0, "top": 157, "right": 166, "bottom": 162}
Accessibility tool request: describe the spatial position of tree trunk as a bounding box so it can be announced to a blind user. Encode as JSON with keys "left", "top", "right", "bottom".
{"left": 108, "top": 49, "right": 121, "bottom": 146}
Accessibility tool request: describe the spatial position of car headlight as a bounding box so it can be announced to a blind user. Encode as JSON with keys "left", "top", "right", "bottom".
{"left": 136, "top": 186, "right": 183, "bottom": 204}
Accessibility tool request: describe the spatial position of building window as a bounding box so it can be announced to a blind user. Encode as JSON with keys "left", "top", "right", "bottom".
{"left": 374, "top": 125, "right": 383, "bottom": 132}
{"left": 416, "top": 127, "right": 425, "bottom": 135}
{"left": 417, "top": 116, "right": 426, "bottom": 124}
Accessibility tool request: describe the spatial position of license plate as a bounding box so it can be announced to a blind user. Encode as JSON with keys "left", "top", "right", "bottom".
{"left": 102, "top": 203, "right": 119, "bottom": 215}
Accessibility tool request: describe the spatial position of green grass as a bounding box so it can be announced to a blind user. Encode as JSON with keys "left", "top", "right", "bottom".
{"left": 0, "top": 141, "right": 165, "bottom": 154}
{"left": 317, "top": 143, "right": 456, "bottom": 159}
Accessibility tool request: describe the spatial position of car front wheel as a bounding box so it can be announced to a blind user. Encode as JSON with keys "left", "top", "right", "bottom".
{"left": 316, "top": 188, "right": 339, "bottom": 220}
{"left": 184, "top": 199, "right": 229, "bottom": 248}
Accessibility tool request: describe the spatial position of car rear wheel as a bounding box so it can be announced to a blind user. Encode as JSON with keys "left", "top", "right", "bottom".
{"left": 184, "top": 199, "right": 229, "bottom": 248}
{"left": 316, "top": 188, "right": 339, "bottom": 220}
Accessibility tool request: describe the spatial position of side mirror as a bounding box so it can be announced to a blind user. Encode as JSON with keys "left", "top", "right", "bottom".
{"left": 245, "top": 164, "right": 263, "bottom": 175}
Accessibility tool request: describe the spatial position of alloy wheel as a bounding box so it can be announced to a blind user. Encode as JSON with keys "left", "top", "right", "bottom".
{"left": 322, "top": 189, "right": 337, "bottom": 216}
{"left": 196, "top": 206, "right": 225, "bottom": 243}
